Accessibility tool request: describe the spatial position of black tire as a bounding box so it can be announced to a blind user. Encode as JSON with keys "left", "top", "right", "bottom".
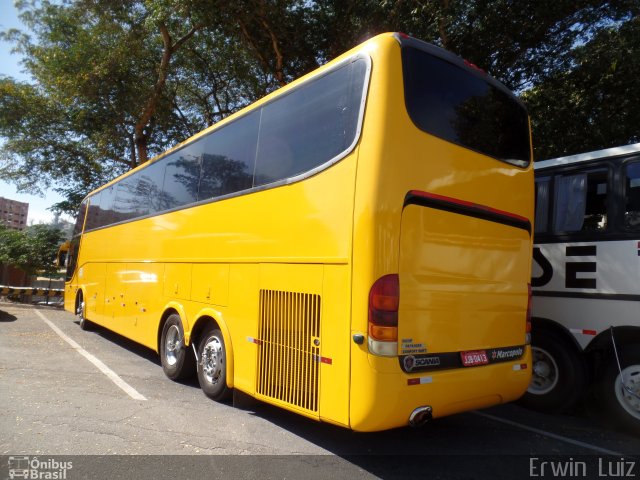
{"left": 519, "top": 328, "right": 588, "bottom": 413}
{"left": 76, "top": 292, "right": 94, "bottom": 331}
{"left": 196, "top": 325, "right": 232, "bottom": 401}
{"left": 595, "top": 345, "right": 640, "bottom": 434}
{"left": 160, "top": 314, "right": 196, "bottom": 381}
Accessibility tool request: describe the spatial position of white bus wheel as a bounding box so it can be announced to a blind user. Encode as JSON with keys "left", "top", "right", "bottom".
{"left": 160, "top": 314, "right": 196, "bottom": 381}
{"left": 596, "top": 346, "right": 640, "bottom": 433}
{"left": 197, "top": 325, "right": 232, "bottom": 402}
{"left": 519, "top": 329, "right": 587, "bottom": 413}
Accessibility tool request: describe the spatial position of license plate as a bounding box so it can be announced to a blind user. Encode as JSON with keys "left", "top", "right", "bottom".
{"left": 461, "top": 350, "right": 489, "bottom": 367}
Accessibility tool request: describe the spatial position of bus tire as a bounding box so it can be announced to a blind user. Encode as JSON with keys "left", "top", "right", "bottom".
{"left": 595, "top": 345, "right": 640, "bottom": 433}
{"left": 160, "top": 314, "right": 195, "bottom": 381}
{"left": 197, "top": 325, "right": 232, "bottom": 402}
{"left": 520, "top": 329, "right": 587, "bottom": 413}
{"left": 76, "top": 292, "right": 94, "bottom": 331}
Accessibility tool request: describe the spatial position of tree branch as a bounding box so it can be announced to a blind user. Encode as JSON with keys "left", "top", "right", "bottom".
{"left": 134, "top": 21, "right": 204, "bottom": 165}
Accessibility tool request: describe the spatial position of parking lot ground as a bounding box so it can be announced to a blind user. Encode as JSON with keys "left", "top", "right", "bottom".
{"left": 1, "top": 303, "right": 639, "bottom": 479}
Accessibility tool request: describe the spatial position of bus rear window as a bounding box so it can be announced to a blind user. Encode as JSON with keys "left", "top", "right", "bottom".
{"left": 402, "top": 46, "right": 530, "bottom": 167}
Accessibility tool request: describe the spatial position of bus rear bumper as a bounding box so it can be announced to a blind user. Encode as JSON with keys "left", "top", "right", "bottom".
{"left": 349, "top": 346, "right": 531, "bottom": 432}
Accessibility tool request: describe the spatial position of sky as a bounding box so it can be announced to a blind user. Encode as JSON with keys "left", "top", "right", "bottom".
{"left": 0, "top": 0, "right": 71, "bottom": 224}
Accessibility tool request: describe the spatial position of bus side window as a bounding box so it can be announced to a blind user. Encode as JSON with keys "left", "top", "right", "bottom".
{"left": 624, "top": 162, "right": 640, "bottom": 230}
{"left": 534, "top": 177, "right": 550, "bottom": 233}
{"left": 85, "top": 191, "right": 102, "bottom": 231}
{"left": 553, "top": 170, "right": 608, "bottom": 233}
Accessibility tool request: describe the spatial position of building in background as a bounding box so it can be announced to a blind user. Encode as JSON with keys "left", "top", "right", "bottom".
{"left": 0, "top": 197, "right": 30, "bottom": 285}
{"left": 0, "top": 197, "right": 29, "bottom": 230}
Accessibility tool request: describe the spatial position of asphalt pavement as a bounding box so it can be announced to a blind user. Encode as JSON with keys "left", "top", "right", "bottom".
{"left": 1, "top": 302, "right": 638, "bottom": 479}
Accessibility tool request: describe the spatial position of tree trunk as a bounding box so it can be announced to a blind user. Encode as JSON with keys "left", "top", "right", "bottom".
{"left": 134, "top": 22, "right": 203, "bottom": 165}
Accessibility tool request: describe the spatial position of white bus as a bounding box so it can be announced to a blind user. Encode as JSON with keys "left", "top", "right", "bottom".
{"left": 522, "top": 143, "right": 640, "bottom": 432}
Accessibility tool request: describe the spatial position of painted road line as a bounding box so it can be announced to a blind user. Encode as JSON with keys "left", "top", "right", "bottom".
{"left": 34, "top": 309, "right": 147, "bottom": 401}
{"left": 472, "top": 411, "right": 622, "bottom": 456}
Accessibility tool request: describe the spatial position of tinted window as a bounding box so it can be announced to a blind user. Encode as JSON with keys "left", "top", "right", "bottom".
{"left": 113, "top": 173, "right": 141, "bottom": 222}
{"left": 79, "top": 56, "right": 367, "bottom": 228}
{"left": 199, "top": 110, "right": 259, "bottom": 200}
{"left": 145, "top": 160, "right": 168, "bottom": 214}
{"left": 162, "top": 144, "right": 202, "bottom": 209}
{"left": 402, "top": 46, "right": 530, "bottom": 167}
{"left": 624, "top": 162, "right": 640, "bottom": 230}
{"left": 98, "top": 186, "right": 117, "bottom": 227}
{"left": 85, "top": 192, "right": 102, "bottom": 231}
{"left": 254, "top": 58, "right": 367, "bottom": 186}
{"left": 72, "top": 200, "right": 88, "bottom": 236}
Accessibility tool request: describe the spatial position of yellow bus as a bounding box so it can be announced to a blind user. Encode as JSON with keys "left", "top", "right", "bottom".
{"left": 64, "top": 32, "right": 534, "bottom": 432}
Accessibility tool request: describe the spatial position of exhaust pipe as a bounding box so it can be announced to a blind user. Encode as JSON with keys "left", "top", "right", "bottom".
{"left": 409, "top": 406, "right": 432, "bottom": 427}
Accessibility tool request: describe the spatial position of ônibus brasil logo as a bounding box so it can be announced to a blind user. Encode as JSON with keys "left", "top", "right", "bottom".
{"left": 7, "top": 456, "right": 73, "bottom": 480}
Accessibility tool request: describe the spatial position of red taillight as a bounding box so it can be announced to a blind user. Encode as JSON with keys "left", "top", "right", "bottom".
{"left": 464, "top": 59, "right": 486, "bottom": 74}
{"left": 369, "top": 274, "right": 399, "bottom": 342}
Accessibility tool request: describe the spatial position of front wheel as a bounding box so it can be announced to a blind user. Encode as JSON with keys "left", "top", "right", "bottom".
{"left": 595, "top": 345, "right": 640, "bottom": 433}
{"left": 76, "top": 293, "right": 93, "bottom": 331}
{"left": 520, "top": 329, "right": 588, "bottom": 413}
{"left": 196, "top": 326, "right": 231, "bottom": 402}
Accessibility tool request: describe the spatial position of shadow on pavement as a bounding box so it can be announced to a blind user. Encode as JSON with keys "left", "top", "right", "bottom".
{"left": 0, "top": 310, "right": 18, "bottom": 322}
{"left": 73, "top": 319, "right": 161, "bottom": 366}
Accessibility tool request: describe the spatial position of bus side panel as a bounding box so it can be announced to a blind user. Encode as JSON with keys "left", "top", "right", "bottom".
{"left": 533, "top": 239, "right": 640, "bottom": 348}
{"left": 533, "top": 240, "right": 639, "bottom": 296}
{"left": 226, "top": 263, "right": 260, "bottom": 395}
{"left": 103, "top": 262, "right": 123, "bottom": 324}
{"left": 125, "top": 262, "right": 164, "bottom": 349}
{"left": 533, "top": 296, "right": 640, "bottom": 349}
{"left": 319, "top": 264, "right": 351, "bottom": 427}
{"left": 164, "top": 263, "right": 192, "bottom": 302}
{"left": 83, "top": 262, "right": 105, "bottom": 320}
{"left": 192, "top": 264, "right": 230, "bottom": 306}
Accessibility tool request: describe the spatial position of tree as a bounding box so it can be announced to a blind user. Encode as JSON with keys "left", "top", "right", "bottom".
{"left": 0, "top": 0, "right": 210, "bottom": 214}
{"left": 523, "top": 16, "right": 640, "bottom": 159}
{"left": 0, "top": 224, "right": 66, "bottom": 283}
{"left": 1, "top": 0, "right": 638, "bottom": 217}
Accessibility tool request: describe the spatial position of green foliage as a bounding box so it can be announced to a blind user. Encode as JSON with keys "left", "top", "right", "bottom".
{"left": 0, "top": 224, "right": 66, "bottom": 276}
{"left": 0, "top": 0, "right": 638, "bottom": 217}
{"left": 524, "top": 16, "right": 640, "bottom": 159}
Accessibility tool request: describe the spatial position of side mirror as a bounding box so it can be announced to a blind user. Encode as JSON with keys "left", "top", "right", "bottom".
{"left": 57, "top": 241, "right": 71, "bottom": 268}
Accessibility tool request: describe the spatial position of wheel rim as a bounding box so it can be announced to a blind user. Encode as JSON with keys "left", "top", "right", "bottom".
{"left": 164, "top": 325, "right": 182, "bottom": 367}
{"left": 76, "top": 298, "right": 85, "bottom": 320}
{"left": 615, "top": 365, "right": 640, "bottom": 421}
{"left": 201, "top": 336, "right": 223, "bottom": 385}
{"left": 528, "top": 346, "right": 559, "bottom": 395}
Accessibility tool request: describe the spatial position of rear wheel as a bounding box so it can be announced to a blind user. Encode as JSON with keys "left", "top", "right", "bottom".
{"left": 196, "top": 326, "right": 231, "bottom": 401}
{"left": 595, "top": 345, "right": 640, "bottom": 433}
{"left": 520, "top": 329, "right": 587, "bottom": 412}
{"left": 160, "top": 314, "right": 195, "bottom": 381}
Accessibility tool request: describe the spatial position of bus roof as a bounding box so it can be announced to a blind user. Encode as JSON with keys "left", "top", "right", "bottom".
{"left": 535, "top": 143, "right": 640, "bottom": 170}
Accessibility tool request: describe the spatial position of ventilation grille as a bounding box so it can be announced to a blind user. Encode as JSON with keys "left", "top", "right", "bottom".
{"left": 256, "top": 289, "right": 321, "bottom": 413}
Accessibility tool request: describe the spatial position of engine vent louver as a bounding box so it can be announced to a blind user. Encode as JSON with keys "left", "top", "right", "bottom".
{"left": 257, "top": 289, "right": 321, "bottom": 413}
